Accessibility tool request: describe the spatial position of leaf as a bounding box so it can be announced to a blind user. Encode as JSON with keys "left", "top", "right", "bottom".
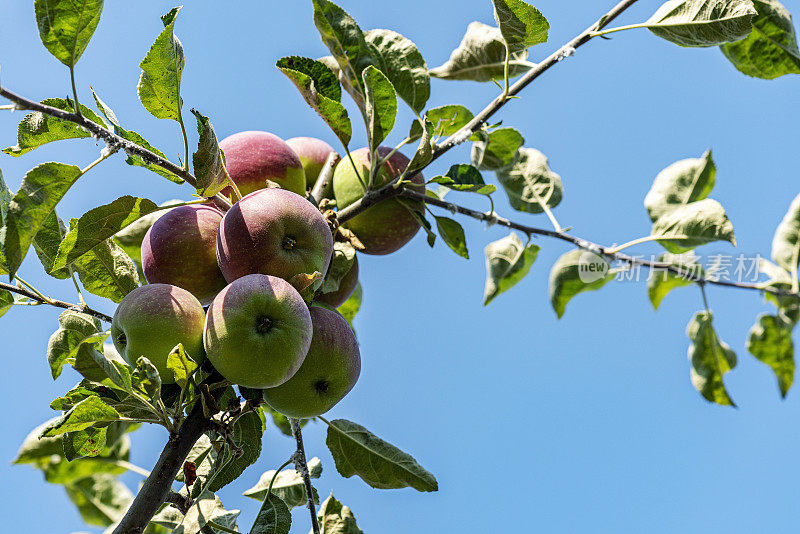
{"left": 53, "top": 196, "right": 159, "bottom": 270}
{"left": 171, "top": 490, "right": 241, "bottom": 534}
{"left": 483, "top": 232, "right": 539, "bottom": 305}
{"left": 322, "top": 241, "right": 356, "bottom": 294}
{"left": 492, "top": 0, "right": 550, "bottom": 52}
{"left": 325, "top": 418, "right": 438, "bottom": 491}
{"left": 3, "top": 98, "right": 107, "bottom": 156}
{"left": 0, "top": 289, "right": 14, "bottom": 318}
{"left": 138, "top": 7, "right": 185, "bottom": 121}
{"left": 317, "top": 494, "right": 363, "bottom": 534}
{"left": 772, "top": 192, "right": 800, "bottom": 273}
{"left": 747, "top": 313, "right": 795, "bottom": 397}
{"left": 471, "top": 127, "right": 524, "bottom": 170}
{"left": 398, "top": 197, "right": 436, "bottom": 247}
{"left": 277, "top": 56, "right": 352, "bottom": 146}
{"left": 686, "top": 310, "right": 737, "bottom": 406}
{"left": 63, "top": 426, "right": 107, "bottom": 459}
{"left": 549, "top": 249, "right": 613, "bottom": 318}
{"left": 33, "top": 211, "right": 72, "bottom": 279}
{"left": 409, "top": 104, "right": 474, "bottom": 141}
{"left": 429, "top": 164, "right": 496, "bottom": 195}
{"left": 337, "top": 282, "right": 362, "bottom": 327}
{"left": 34, "top": 0, "right": 105, "bottom": 66}
{"left": 64, "top": 474, "right": 133, "bottom": 527}
{"left": 364, "top": 29, "right": 430, "bottom": 113}
{"left": 651, "top": 198, "right": 736, "bottom": 253}
{"left": 243, "top": 457, "right": 322, "bottom": 509}
{"left": 167, "top": 344, "right": 198, "bottom": 389}
{"left": 0, "top": 162, "right": 83, "bottom": 277}
{"left": 92, "top": 89, "right": 183, "bottom": 183}
{"left": 71, "top": 234, "right": 140, "bottom": 303}
{"left": 312, "top": 0, "right": 376, "bottom": 101}
{"left": 435, "top": 217, "right": 469, "bottom": 259}
{"left": 721, "top": 0, "right": 800, "bottom": 78}
{"left": 191, "top": 110, "right": 231, "bottom": 197}
{"left": 495, "top": 147, "right": 562, "bottom": 213}
{"left": 42, "top": 395, "right": 121, "bottom": 436}
{"left": 429, "top": 21, "right": 534, "bottom": 81}
{"left": 46, "top": 310, "right": 107, "bottom": 380}
{"left": 647, "top": 252, "right": 703, "bottom": 309}
{"left": 133, "top": 356, "right": 162, "bottom": 403}
{"left": 207, "top": 411, "right": 264, "bottom": 492}
{"left": 758, "top": 259, "right": 800, "bottom": 325}
{"left": 406, "top": 118, "right": 435, "bottom": 176}
{"left": 644, "top": 150, "right": 716, "bottom": 222}
{"left": 250, "top": 492, "right": 291, "bottom": 534}
{"left": 645, "top": 0, "right": 757, "bottom": 47}
{"left": 362, "top": 65, "right": 397, "bottom": 152}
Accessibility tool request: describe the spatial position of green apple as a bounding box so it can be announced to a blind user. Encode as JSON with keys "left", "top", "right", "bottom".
{"left": 203, "top": 273, "right": 313, "bottom": 388}
{"left": 332, "top": 146, "right": 425, "bottom": 255}
{"left": 262, "top": 306, "right": 360, "bottom": 418}
{"left": 216, "top": 188, "right": 333, "bottom": 286}
{"left": 286, "top": 137, "right": 337, "bottom": 188}
{"left": 111, "top": 284, "right": 206, "bottom": 384}
{"left": 219, "top": 131, "right": 306, "bottom": 197}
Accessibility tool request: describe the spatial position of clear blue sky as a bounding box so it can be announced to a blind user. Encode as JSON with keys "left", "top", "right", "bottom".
{"left": 2, "top": 1, "right": 800, "bottom": 532}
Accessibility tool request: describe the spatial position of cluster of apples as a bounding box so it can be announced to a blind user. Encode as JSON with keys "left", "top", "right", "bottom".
{"left": 109, "top": 131, "right": 427, "bottom": 418}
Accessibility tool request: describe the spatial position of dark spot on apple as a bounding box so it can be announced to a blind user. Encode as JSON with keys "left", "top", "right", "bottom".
{"left": 117, "top": 332, "right": 127, "bottom": 346}
{"left": 314, "top": 379, "right": 330, "bottom": 395}
{"left": 255, "top": 316, "right": 274, "bottom": 334}
{"left": 282, "top": 235, "right": 297, "bottom": 250}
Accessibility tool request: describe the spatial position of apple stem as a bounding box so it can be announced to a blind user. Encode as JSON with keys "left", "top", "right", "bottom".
{"left": 309, "top": 152, "right": 342, "bottom": 207}
{"left": 290, "top": 418, "right": 321, "bottom": 534}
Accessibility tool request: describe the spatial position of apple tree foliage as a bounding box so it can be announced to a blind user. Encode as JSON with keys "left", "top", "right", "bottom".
{"left": 2, "top": 0, "right": 800, "bottom": 532}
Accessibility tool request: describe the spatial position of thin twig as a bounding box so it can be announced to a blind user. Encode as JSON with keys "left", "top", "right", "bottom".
{"left": 290, "top": 418, "right": 321, "bottom": 534}
{"left": 309, "top": 152, "right": 341, "bottom": 206}
{"left": 0, "top": 281, "right": 112, "bottom": 322}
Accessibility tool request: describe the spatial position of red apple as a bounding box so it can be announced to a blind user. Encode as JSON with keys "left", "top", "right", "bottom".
{"left": 219, "top": 131, "right": 306, "bottom": 197}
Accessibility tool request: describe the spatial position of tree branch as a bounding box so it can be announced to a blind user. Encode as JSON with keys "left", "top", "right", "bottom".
{"left": 0, "top": 86, "right": 232, "bottom": 212}
{"left": 309, "top": 152, "right": 341, "bottom": 207}
{"left": 399, "top": 188, "right": 800, "bottom": 301}
{"left": 290, "top": 418, "right": 321, "bottom": 534}
{"left": 0, "top": 280, "right": 112, "bottom": 322}
{"left": 335, "top": 0, "right": 641, "bottom": 224}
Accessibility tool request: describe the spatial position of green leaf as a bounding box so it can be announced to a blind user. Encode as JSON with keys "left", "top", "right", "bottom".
{"left": 435, "top": 217, "right": 469, "bottom": 259}
{"left": 471, "top": 127, "right": 524, "bottom": 170}
{"left": 3, "top": 98, "right": 107, "bottom": 156}
{"left": 325, "top": 418, "right": 438, "bottom": 491}
{"left": 250, "top": 492, "right": 291, "bottom": 534}
{"left": 64, "top": 474, "right": 133, "bottom": 527}
{"left": 46, "top": 310, "right": 107, "bottom": 380}
{"left": 312, "top": 0, "right": 376, "bottom": 102}
{"left": 429, "top": 164, "right": 496, "bottom": 195}
{"left": 483, "top": 232, "right": 539, "bottom": 305}
{"left": 172, "top": 490, "right": 241, "bottom": 534}
{"left": 429, "top": 21, "right": 534, "bottom": 81}
{"left": 92, "top": 89, "right": 183, "bottom": 183}
{"left": 133, "top": 356, "right": 162, "bottom": 403}
{"left": 71, "top": 233, "right": 140, "bottom": 302}
{"left": 495, "top": 147, "right": 562, "bottom": 213}
{"left": 492, "top": 0, "right": 550, "bottom": 52}
{"left": 244, "top": 457, "right": 322, "bottom": 509}
{"left": 42, "top": 395, "right": 121, "bottom": 436}
{"left": 398, "top": 197, "right": 436, "bottom": 247}
{"left": 409, "top": 104, "right": 474, "bottom": 141}
{"left": 317, "top": 494, "right": 363, "bottom": 534}
{"left": 364, "top": 29, "right": 430, "bottom": 113}
{"left": 63, "top": 426, "right": 107, "bottom": 459}
{"left": 0, "top": 289, "right": 14, "bottom": 318}
{"left": 644, "top": 150, "right": 716, "bottom": 222}
{"left": 362, "top": 65, "right": 397, "bottom": 152}
{"left": 207, "top": 411, "right": 264, "bottom": 492}
{"left": 167, "top": 344, "right": 198, "bottom": 389}
{"left": 758, "top": 258, "right": 800, "bottom": 325}
{"left": 322, "top": 241, "right": 357, "bottom": 294}
{"left": 33, "top": 211, "right": 72, "bottom": 279}
{"left": 406, "top": 118, "right": 435, "bottom": 176}
{"left": 14, "top": 418, "right": 69, "bottom": 464}
{"left": 772, "top": 192, "right": 800, "bottom": 274}
{"left": 721, "top": 0, "right": 800, "bottom": 78}
{"left": 647, "top": 252, "right": 703, "bottom": 309}
{"left": 645, "top": 0, "right": 757, "bottom": 47}
{"left": 686, "top": 310, "right": 737, "bottom": 406}
{"left": 53, "top": 196, "right": 159, "bottom": 270}
{"left": 138, "top": 7, "right": 185, "bottom": 121}
{"left": 651, "top": 198, "right": 736, "bottom": 253}
{"left": 276, "top": 56, "right": 352, "bottom": 147}
{"left": 337, "top": 282, "right": 362, "bottom": 327}
{"left": 191, "top": 109, "right": 231, "bottom": 197}
{"left": 0, "top": 162, "right": 83, "bottom": 277}
{"left": 549, "top": 249, "right": 613, "bottom": 318}
{"left": 747, "top": 313, "right": 795, "bottom": 397}
{"left": 34, "top": 0, "right": 104, "bottom": 66}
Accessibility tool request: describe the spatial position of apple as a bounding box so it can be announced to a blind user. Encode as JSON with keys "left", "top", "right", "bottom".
{"left": 286, "top": 137, "right": 337, "bottom": 189}
{"left": 141, "top": 204, "right": 227, "bottom": 305}
{"left": 111, "top": 284, "right": 206, "bottom": 384}
{"left": 203, "top": 273, "right": 313, "bottom": 388}
{"left": 262, "top": 305, "right": 360, "bottom": 418}
{"left": 217, "top": 188, "right": 333, "bottom": 286}
{"left": 218, "top": 131, "right": 306, "bottom": 197}
{"left": 332, "top": 146, "right": 425, "bottom": 255}
{"left": 316, "top": 255, "right": 359, "bottom": 308}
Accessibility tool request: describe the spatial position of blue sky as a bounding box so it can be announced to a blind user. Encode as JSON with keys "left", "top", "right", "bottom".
{"left": 2, "top": 0, "right": 800, "bottom": 532}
